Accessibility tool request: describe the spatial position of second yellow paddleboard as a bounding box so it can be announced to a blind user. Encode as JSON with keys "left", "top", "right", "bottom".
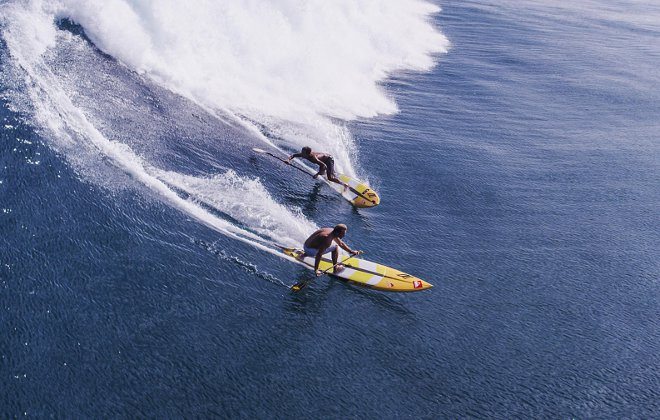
{"left": 328, "top": 173, "right": 380, "bottom": 208}
{"left": 281, "top": 247, "right": 432, "bottom": 292}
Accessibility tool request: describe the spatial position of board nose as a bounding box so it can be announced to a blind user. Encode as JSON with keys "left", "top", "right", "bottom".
{"left": 412, "top": 280, "right": 433, "bottom": 290}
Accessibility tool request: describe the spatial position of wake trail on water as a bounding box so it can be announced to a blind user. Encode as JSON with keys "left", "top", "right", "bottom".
{"left": 0, "top": 0, "right": 447, "bottom": 274}
{"left": 1, "top": 3, "right": 315, "bottom": 265}
{"left": 155, "top": 169, "right": 316, "bottom": 245}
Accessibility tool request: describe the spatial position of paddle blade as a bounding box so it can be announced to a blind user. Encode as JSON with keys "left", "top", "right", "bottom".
{"left": 252, "top": 147, "right": 268, "bottom": 153}
{"left": 291, "top": 281, "right": 308, "bottom": 292}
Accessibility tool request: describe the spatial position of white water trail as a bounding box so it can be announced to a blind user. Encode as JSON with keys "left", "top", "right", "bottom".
{"left": 23, "top": 63, "right": 290, "bottom": 257}
{"left": 0, "top": 0, "right": 447, "bottom": 269}
{"left": 156, "top": 169, "right": 316, "bottom": 245}
{"left": 0, "top": 2, "right": 315, "bottom": 263}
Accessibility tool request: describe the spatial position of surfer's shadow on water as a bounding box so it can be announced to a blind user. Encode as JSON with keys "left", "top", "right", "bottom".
{"left": 273, "top": 181, "right": 324, "bottom": 216}
{"left": 299, "top": 182, "right": 374, "bottom": 224}
{"left": 301, "top": 180, "right": 375, "bottom": 228}
{"left": 301, "top": 183, "right": 324, "bottom": 216}
{"left": 349, "top": 204, "right": 375, "bottom": 230}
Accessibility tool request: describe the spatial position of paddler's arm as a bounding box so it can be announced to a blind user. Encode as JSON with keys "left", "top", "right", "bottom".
{"left": 334, "top": 238, "right": 362, "bottom": 255}
{"left": 287, "top": 152, "right": 303, "bottom": 164}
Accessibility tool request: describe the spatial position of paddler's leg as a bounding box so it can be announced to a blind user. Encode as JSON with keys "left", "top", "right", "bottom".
{"left": 302, "top": 245, "right": 316, "bottom": 260}
{"left": 325, "top": 158, "right": 348, "bottom": 191}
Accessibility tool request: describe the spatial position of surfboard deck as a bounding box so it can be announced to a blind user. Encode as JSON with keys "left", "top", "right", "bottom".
{"left": 328, "top": 173, "right": 380, "bottom": 208}
{"left": 281, "top": 247, "right": 432, "bottom": 292}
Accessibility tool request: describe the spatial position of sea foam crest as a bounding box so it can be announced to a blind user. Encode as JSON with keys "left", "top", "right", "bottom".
{"left": 1, "top": 0, "right": 447, "bottom": 176}
{"left": 50, "top": 0, "right": 448, "bottom": 123}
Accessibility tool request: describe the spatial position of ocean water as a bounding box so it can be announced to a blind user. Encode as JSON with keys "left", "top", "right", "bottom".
{"left": 1, "top": 0, "right": 659, "bottom": 417}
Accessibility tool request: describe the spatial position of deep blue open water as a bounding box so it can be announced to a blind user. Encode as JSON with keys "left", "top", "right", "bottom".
{"left": 1, "top": 0, "right": 659, "bottom": 417}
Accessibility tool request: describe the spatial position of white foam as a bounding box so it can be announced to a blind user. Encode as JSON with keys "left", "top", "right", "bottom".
{"left": 0, "top": 2, "right": 311, "bottom": 260}
{"left": 0, "top": 0, "right": 446, "bottom": 265}
{"left": 54, "top": 0, "right": 447, "bottom": 120}
{"left": 1, "top": 0, "right": 58, "bottom": 64}
{"left": 156, "top": 169, "right": 317, "bottom": 246}
{"left": 3, "top": 0, "right": 447, "bottom": 174}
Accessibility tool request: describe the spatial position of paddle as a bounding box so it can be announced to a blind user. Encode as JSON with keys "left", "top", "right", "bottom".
{"left": 291, "top": 251, "right": 360, "bottom": 292}
{"left": 252, "top": 147, "right": 376, "bottom": 205}
{"left": 252, "top": 147, "right": 311, "bottom": 177}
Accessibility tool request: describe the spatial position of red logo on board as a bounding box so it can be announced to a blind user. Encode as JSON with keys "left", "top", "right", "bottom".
{"left": 413, "top": 280, "right": 423, "bottom": 289}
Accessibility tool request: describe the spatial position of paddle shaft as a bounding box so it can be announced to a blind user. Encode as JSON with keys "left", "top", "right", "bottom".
{"left": 291, "top": 251, "right": 359, "bottom": 291}
{"left": 319, "top": 252, "right": 357, "bottom": 275}
{"left": 256, "top": 150, "right": 375, "bottom": 204}
{"left": 259, "top": 150, "right": 308, "bottom": 175}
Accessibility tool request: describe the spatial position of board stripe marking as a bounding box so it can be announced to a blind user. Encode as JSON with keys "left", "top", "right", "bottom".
{"left": 314, "top": 255, "right": 418, "bottom": 284}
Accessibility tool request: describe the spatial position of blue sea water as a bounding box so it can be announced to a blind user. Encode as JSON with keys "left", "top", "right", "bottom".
{"left": 1, "top": 0, "right": 659, "bottom": 418}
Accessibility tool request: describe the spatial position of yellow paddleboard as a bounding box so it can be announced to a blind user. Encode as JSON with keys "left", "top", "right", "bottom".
{"left": 251, "top": 148, "right": 380, "bottom": 208}
{"left": 281, "top": 247, "right": 432, "bottom": 292}
{"left": 327, "top": 173, "right": 380, "bottom": 208}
